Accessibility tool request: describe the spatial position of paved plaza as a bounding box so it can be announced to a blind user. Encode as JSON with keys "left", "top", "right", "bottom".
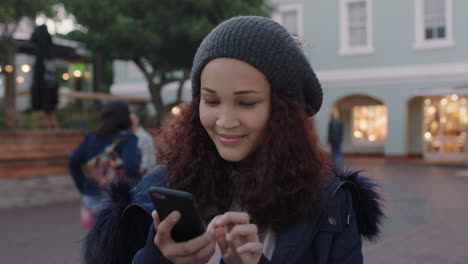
{"left": 0, "top": 158, "right": 467, "bottom": 263}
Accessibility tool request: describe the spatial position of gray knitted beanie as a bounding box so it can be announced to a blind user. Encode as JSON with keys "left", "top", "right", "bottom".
{"left": 191, "top": 16, "right": 323, "bottom": 116}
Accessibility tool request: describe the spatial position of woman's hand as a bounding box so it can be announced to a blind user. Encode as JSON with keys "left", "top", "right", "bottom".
{"left": 152, "top": 210, "right": 216, "bottom": 264}
{"left": 211, "top": 212, "right": 263, "bottom": 264}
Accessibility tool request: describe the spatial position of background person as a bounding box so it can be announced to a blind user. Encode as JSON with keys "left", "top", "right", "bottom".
{"left": 68, "top": 100, "right": 141, "bottom": 229}
{"left": 328, "top": 108, "right": 344, "bottom": 168}
{"left": 130, "top": 109, "right": 157, "bottom": 174}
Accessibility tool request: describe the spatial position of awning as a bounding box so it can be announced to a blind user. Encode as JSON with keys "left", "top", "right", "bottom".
{"left": 413, "top": 85, "right": 468, "bottom": 96}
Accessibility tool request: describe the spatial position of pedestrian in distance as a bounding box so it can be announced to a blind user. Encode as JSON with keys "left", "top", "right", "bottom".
{"left": 328, "top": 108, "right": 344, "bottom": 168}
{"left": 130, "top": 108, "right": 157, "bottom": 175}
{"left": 85, "top": 16, "right": 384, "bottom": 264}
{"left": 68, "top": 100, "right": 142, "bottom": 229}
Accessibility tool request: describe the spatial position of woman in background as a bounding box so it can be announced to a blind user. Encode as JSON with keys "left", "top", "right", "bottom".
{"left": 68, "top": 100, "right": 141, "bottom": 229}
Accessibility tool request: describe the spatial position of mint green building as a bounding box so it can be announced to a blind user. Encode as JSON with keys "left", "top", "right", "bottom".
{"left": 272, "top": 0, "right": 468, "bottom": 161}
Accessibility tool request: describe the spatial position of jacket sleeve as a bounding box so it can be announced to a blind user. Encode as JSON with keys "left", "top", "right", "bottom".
{"left": 68, "top": 132, "right": 89, "bottom": 193}
{"left": 327, "top": 187, "right": 363, "bottom": 263}
{"left": 309, "top": 187, "right": 363, "bottom": 264}
{"left": 132, "top": 225, "right": 171, "bottom": 263}
{"left": 121, "top": 133, "right": 142, "bottom": 179}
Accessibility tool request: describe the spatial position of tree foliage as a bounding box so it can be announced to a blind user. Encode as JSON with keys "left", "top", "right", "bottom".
{"left": 61, "top": 0, "right": 271, "bottom": 121}
{"left": 0, "top": 0, "right": 56, "bottom": 38}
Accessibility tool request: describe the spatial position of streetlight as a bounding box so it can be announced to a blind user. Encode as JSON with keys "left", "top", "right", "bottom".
{"left": 73, "top": 70, "right": 82, "bottom": 78}
{"left": 4, "top": 65, "right": 13, "bottom": 73}
{"left": 21, "top": 64, "right": 31, "bottom": 73}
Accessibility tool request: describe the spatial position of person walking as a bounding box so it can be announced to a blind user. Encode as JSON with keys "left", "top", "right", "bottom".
{"left": 328, "top": 108, "right": 344, "bottom": 168}
{"left": 68, "top": 100, "right": 142, "bottom": 229}
{"left": 84, "top": 16, "right": 383, "bottom": 264}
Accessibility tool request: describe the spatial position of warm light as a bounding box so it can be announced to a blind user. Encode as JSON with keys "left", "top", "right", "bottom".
{"left": 368, "top": 135, "right": 376, "bottom": 141}
{"left": 5, "top": 65, "right": 13, "bottom": 73}
{"left": 62, "top": 73, "right": 70, "bottom": 80}
{"left": 461, "top": 98, "right": 467, "bottom": 104}
{"left": 0, "top": 66, "right": 2, "bottom": 73}
{"left": 16, "top": 76, "right": 25, "bottom": 84}
{"left": 460, "top": 132, "right": 467, "bottom": 138}
{"left": 424, "top": 98, "right": 431, "bottom": 106}
{"left": 424, "top": 132, "right": 432, "bottom": 140}
{"left": 171, "top": 106, "right": 181, "bottom": 115}
{"left": 440, "top": 117, "right": 447, "bottom": 123}
{"left": 353, "top": 130, "right": 363, "bottom": 138}
{"left": 21, "top": 64, "right": 31, "bottom": 73}
{"left": 441, "top": 98, "right": 448, "bottom": 105}
{"left": 73, "top": 70, "right": 82, "bottom": 78}
{"left": 427, "top": 106, "right": 436, "bottom": 115}
{"left": 451, "top": 94, "right": 458, "bottom": 101}
{"left": 84, "top": 71, "right": 91, "bottom": 79}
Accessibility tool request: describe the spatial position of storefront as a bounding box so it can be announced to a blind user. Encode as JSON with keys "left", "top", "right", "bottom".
{"left": 335, "top": 95, "right": 387, "bottom": 154}
{"left": 417, "top": 86, "right": 468, "bottom": 161}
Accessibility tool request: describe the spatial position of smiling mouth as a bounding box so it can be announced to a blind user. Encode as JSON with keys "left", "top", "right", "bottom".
{"left": 217, "top": 134, "right": 246, "bottom": 145}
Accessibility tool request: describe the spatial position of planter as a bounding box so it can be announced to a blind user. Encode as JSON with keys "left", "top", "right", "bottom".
{"left": 0, "top": 130, "right": 84, "bottom": 178}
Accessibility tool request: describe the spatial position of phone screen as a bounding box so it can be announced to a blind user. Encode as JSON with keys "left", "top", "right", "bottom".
{"left": 149, "top": 187, "right": 206, "bottom": 242}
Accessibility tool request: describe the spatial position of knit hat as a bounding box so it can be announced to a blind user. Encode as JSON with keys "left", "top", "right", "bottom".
{"left": 191, "top": 16, "right": 323, "bottom": 116}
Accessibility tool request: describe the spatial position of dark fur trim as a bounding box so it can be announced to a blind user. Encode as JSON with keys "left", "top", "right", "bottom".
{"left": 84, "top": 177, "right": 138, "bottom": 264}
{"left": 336, "top": 169, "right": 384, "bottom": 241}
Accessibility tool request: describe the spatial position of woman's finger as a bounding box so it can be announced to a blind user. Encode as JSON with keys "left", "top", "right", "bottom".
{"left": 214, "top": 226, "right": 229, "bottom": 256}
{"left": 152, "top": 210, "right": 160, "bottom": 230}
{"left": 214, "top": 212, "right": 250, "bottom": 228}
{"left": 227, "top": 224, "right": 258, "bottom": 243}
{"left": 237, "top": 242, "right": 263, "bottom": 256}
{"left": 155, "top": 211, "right": 180, "bottom": 243}
{"left": 164, "top": 229, "right": 214, "bottom": 259}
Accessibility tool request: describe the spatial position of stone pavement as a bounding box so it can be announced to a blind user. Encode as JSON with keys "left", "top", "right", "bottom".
{"left": 0, "top": 174, "right": 79, "bottom": 209}
{"left": 1, "top": 158, "right": 468, "bottom": 263}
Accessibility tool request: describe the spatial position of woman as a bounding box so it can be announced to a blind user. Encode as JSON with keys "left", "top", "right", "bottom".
{"left": 85, "top": 16, "right": 383, "bottom": 263}
{"left": 68, "top": 100, "right": 141, "bottom": 229}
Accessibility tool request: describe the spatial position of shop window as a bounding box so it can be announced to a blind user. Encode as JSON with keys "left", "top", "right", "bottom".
{"left": 424, "top": 95, "right": 467, "bottom": 154}
{"left": 352, "top": 105, "right": 387, "bottom": 144}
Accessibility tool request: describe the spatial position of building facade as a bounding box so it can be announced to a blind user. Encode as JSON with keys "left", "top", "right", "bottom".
{"left": 272, "top": 0, "right": 468, "bottom": 161}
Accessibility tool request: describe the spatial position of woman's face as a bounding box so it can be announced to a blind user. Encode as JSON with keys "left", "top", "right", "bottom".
{"left": 199, "top": 58, "right": 271, "bottom": 162}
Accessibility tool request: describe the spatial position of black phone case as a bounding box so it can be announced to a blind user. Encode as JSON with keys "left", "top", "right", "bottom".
{"left": 148, "top": 187, "right": 206, "bottom": 242}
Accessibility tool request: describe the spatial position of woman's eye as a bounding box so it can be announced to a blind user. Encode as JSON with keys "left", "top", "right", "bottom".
{"left": 239, "top": 102, "right": 257, "bottom": 107}
{"left": 203, "top": 99, "right": 219, "bottom": 105}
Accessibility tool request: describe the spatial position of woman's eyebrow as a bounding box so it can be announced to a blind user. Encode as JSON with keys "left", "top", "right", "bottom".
{"left": 201, "top": 87, "right": 216, "bottom": 93}
{"left": 234, "top": 90, "right": 259, "bottom": 95}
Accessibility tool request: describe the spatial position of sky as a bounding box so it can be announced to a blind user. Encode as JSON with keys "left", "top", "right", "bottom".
{"left": 35, "top": 4, "right": 78, "bottom": 35}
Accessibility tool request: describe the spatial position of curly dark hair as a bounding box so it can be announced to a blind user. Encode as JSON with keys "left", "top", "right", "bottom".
{"left": 156, "top": 91, "right": 332, "bottom": 230}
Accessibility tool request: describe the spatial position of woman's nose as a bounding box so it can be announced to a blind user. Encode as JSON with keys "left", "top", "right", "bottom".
{"left": 216, "top": 108, "right": 240, "bottom": 129}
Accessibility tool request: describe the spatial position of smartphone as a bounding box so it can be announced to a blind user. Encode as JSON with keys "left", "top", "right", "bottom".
{"left": 148, "top": 187, "right": 206, "bottom": 242}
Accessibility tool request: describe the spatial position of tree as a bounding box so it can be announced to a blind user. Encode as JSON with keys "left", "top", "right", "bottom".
{"left": 61, "top": 0, "right": 271, "bottom": 122}
{"left": 0, "top": 0, "right": 56, "bottom": 126}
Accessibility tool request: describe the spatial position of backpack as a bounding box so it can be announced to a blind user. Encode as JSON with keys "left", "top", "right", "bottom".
{"left": 82, "top": 133, "right": 126, "bottom": 189}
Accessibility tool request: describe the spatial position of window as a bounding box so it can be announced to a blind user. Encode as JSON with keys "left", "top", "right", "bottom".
{"left": 352, "top": 105, "right": 387, "bottom": 144}
{"left": 339, "top": 0, "right": 374, "bottom": 55}
{"left": 273, "top": 4, "right": 303, "bottom": 37}
{"left": 414, "top": 0, "right": 454, "bottom": 49}
{"left": 423, "top": 96, "right": 467, "bottom": 154}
